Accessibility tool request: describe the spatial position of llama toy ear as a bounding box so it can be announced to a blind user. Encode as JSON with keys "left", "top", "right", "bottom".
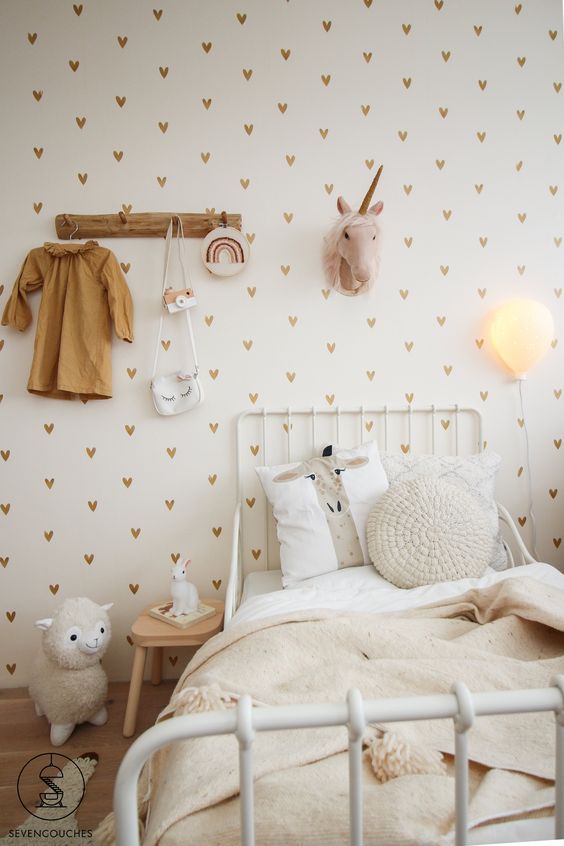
{"left": 369, "top": 201, "right": 384, "bottom": 216}
{"left": 35, "top": 618, "right": 53, "bottom": 631}
{"left": 337, "top": 196, "right": 351, "bottom": 215}
{"left": 101, "top": 603, "right": 114, "bottom": 612}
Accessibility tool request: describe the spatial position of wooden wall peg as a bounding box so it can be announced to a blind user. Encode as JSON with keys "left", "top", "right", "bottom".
{"left": 54, "top": 212, "right": 242, "bottom": 240}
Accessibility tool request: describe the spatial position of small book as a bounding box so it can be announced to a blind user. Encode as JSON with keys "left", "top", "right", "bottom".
{"left": 149, "top": 601, "right": 217, "bottom": 629}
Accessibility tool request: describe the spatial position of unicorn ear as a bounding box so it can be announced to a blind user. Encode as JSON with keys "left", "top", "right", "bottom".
{"left": 101, "top": 603, "right": 113, "bottom": 612}
{"left": 35, "top": 618, "right": 53, "bottom": 631}
{"left": 337, "top": 196, "right": 352, "bottom": 215}
{"left": 369, "top": 201, "right": 384, "bottom": 216}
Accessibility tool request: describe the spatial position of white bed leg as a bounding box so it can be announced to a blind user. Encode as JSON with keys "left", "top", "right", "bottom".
{"left": 553, "top": 675, "right": 564, "bottom": 839}
{"left": 452, "top": 682, "right": 474, "bottom": 846}
{"left": 236, "top": 694, "right": 256, "bottom": 846}
{"left": 347, "top": 688, "right": 365, "bottom": 846}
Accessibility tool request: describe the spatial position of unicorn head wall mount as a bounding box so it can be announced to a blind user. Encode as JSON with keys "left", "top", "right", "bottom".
{"left": 323, "top": 165, "right": 384, "bottom": 296}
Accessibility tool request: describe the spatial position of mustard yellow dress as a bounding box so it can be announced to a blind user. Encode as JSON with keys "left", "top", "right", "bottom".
{"left": 1, "top": 241, "right": 134, "bottom": 400}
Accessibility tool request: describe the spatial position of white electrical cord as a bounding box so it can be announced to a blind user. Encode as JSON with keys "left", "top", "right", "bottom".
{"left": 518, "top": 378, "right": 538, "bottom": 559}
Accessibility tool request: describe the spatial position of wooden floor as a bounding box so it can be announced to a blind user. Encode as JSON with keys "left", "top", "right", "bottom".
{"left": 0, "top": 680, "right": 175, "bottom": 837}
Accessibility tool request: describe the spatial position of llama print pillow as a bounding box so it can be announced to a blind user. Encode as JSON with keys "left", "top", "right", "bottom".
{"left": 256, "top": 441, "right": 389, "bottom": 587}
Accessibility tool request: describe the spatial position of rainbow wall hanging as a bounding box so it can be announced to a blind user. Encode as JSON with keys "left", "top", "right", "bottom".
{"left": 201, "top": 226, "right": 250, "bottom": 277}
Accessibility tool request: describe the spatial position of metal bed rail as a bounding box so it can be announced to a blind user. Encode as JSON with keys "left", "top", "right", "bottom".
{"left": 114, "top": 678, "right": 564, "bottom": 846}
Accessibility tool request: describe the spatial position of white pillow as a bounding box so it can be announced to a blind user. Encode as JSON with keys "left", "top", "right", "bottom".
{"left": 256, "top": 441, "right": 389, "bottom": 587}
{"left": 380, "top": 452, "right": 507, "bottom": 570}
{"left": 366, "top": 477, "right": 493, "bottom": 588}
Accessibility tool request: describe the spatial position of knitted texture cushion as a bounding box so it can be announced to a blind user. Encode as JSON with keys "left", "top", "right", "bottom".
{"left": 366, "top": 477, "right": 494, "bottom": 588}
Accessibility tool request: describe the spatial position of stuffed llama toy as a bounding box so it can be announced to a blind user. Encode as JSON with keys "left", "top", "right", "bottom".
{"left": 29, "top": 597, "right": 113, "bottom": 746}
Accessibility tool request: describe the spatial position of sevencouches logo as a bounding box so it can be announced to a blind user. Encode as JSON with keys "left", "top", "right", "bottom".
{"left": 16, "top": 753, "right": 86, "bottom": 822}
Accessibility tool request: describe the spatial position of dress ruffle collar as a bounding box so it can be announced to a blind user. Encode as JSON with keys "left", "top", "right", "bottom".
{"left": 44, "top": 240, "right": 99, "bottom": 256}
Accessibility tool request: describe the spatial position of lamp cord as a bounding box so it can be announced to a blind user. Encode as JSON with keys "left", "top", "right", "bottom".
{"left": 518, "top": 378, "right": 538, "bottom": 560}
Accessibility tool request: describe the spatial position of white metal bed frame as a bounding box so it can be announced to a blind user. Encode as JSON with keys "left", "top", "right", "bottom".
{"left": 115, "top": 405, "right": 551, "bottom": 846}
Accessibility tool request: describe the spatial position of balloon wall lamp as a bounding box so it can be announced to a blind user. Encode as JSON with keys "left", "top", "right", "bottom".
{"left": 489, "top": 299, "right": 554, "bottom": 380}
{"left": 488, "top": 299, "right": 554, "bottom": 560}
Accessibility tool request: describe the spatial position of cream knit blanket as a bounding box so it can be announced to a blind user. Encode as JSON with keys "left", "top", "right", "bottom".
{"left": 97, "top": 575, "right": 564, "bottom": 845}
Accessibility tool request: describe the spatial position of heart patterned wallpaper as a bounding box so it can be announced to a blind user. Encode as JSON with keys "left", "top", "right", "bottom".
{"left": 0, "top": 0, "right": 562, "bottom": 686}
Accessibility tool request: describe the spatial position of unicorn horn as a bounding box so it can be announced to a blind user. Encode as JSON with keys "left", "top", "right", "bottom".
{"left": 359, "top": 164, "right": 383, "bottom": 214}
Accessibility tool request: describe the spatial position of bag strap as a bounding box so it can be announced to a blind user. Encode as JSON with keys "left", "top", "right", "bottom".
{"left": 151, "top": 217, "right": 199, "bottom": 381}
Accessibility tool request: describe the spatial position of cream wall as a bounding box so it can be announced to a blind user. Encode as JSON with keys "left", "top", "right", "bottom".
{"left": 0, "top": 0, "right": 563, "bottom": 686}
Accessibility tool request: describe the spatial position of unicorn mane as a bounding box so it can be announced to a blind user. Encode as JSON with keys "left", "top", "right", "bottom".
{"left": 323, "top": 210, "right": 381, "bottom": 289}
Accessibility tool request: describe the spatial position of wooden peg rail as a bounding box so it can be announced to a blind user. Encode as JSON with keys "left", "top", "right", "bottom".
{"left": 54, "top": 211, "right": 242, "bottom": 240}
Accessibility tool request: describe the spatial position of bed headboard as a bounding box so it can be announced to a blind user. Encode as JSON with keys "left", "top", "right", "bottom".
{"left": 236, "top": 405, "right": 483, "bottom": 574}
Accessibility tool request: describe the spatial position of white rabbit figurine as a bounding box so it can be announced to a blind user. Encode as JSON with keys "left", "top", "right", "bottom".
{"left": 170, "top": 558, "right": 199, "bottom": 616}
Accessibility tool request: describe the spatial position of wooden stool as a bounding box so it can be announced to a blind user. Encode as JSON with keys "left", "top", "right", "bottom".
{"left": 122, "top": 598, "right": 224, "bottom": 737}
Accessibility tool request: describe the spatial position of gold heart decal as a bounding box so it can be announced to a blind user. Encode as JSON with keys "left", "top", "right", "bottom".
{"left": 0, "top": 557, "right": 9, "bottom": 568}
{"left": 363, "top": 52, "right": 372, "bottom": 63}
{"left": 286, "top": 372, "right": 296, "bottom": 383}
{"left": 554, "top": 389, "right": 562, "bottom": 399}
{"left": 281, "top": 265, "right": 290, "bottom": 276}
{"left": 403, "top": 78, "right": 411, "bottom": 89}
{"left": 549, "top": 30, "right": 558, "bottom": 41}
{"left": 116, "top": 95, "right": 126, "bottom": 108}
{"left": 1, "top": 504, "right": 10, "bottom": 515}
{"left": 517, "top": 212, "right": 527, "bottom": 223}
{"left": 1, "top": 450, "right": 9, "bottom": 461}
{"left": 73, "top": 3, "right": 83, "bottom": 14}
{"left": 153, "top": 9, "right": 163, "bottom": 20}
{"left": 440, "top": 265, "right": 449, "bottom": 276}
{"left": 78, "top": 172, "right": 88, "bottom": 184}
{"left": 117, "top": 35, "right": 128, "bottom": 48}
{"left": 44, "top": 478, "right": 54, "bottom": 489}
{"left": 443, "top": 364, "right": 453, "bottom": 376}
{"left": 212, "top": 579, "right": 222, "bottom": 590}
{"left": 125, "top": 424, "right": 135, "bottom": 436}
{"left": 436, "top": 159, "right": 445, "bottom": 170}
{"left": 161, "top": 339, "right": 171, "bottom": 350}
{"left": 34, "top": 147, "right": 44, "bottom": 158}
{"left": 209, "top": 369, "right": 219, "bottom": 380}
{"left": 278, "top": 102, "right": 288, "bottom": 113}
{"left": 240, "top": 178, "right": 250, "bottom": 189}
{"left": 517, "top": 56, "right": 526, "bottom": 68}
{"left": 252, "top": 549, "right": 262, "bottom": 560}
{"left": 159, "top": 66, "right": 169, "bottom": 78}
{"left": 366, "top": 371, "right": 375, "bottom": 381}
{"left": 243, "top": 68, "right": 253, "bottom": 80}
{"left": 49, "top": 584, "right": 59, "bottom": 594}
{"left": 475, "top": 339, "right": 484, "bottom": 349}
{"left": 480, "top": 390, "right": 488, "bottom": 401}
{"left": 281, "top": 48, "right": 291, "bottom": 60}
{"left": 400, "top": 443, "right": 410, "bottom": 454}
{"left": 165, "top": 500, "right": 174, "bottom": 510}
{"left": 361, "top": 105, "right": 370, "bottom": 116}
{"left": 208, "top": 474, "right": 217, "bottom": 486}
{"left": 474, "top": 25, "right": 483, "bottom": 36}
{"left": 250, "top": 444, "right": 259, "bottom": 456}
{"left": 554, "top": 538, "right": 562, "bottom": 548}
{"left": 131, "top": 528, "right": 141, "bottom": 538}
{"left": 367, "top": 317, "right": 376, "bottom": 328}
{"left": 319, "top": 128, "right": 328, "bottom": 139}
{"left": 209, "top": 423, "right": 219, "bottom": 435}
{"left": 120, "top": 262, "right": 130, "bottom": 274}
{"left": 249, "top": 393, "right": 258, "bottom": 404}
{"left": 436, "top": 316, "right": 446, "bottom": 326}
{"left": 157, "top": 176, "right": 167, "bottom": 187}
{"left": 6, "top": 663, "right": 16, "bottom": 675}
{"left": 203, "top": 98, "right": 212, "bottom": 110}
{"left": 518, "top": 516, "right": 527, "bottom": 527}
{"left": 439, "top": 107, "right": 448, "bottom": 119}
{"left": 28, "top": 32, "right": 37, "bottom": 44}
{"left": 127, "top": 367, "right": 136, "bottom": 379}
{"left": 477, "top": 288, "right": 487, "bottom": 298}
{"left": 404, "top": 237, "right": 413, "bottom": 248}
{"left": 441, "top": 50, "right": 450, "bottom": 62}
{"left": 365, "top": 421, "right": 374, "bottom": 432}
{"left": 88, "top": 500, "right": 97, "bottom": 511}
{"left": 402, "top": 22, "right": 411, "bottom": 34}
{"left": 325, "top": 394, "right": 335, "bottom": 406}
{"left": 201, "top": 152, "right": 210, "bottom": 163}
{"left": 288, "top": 316, "right": 298, "bottom": 327}
{"left": 517, "top": 466, "right": 524, "bottom": 477}
{"left": 237, "top": 12, "right": 247, "bottom": 24}
{"left": 399, "top": 289, "right": 409, "bottom": 300}
{"left": 84, "top": 554, "right": 94, "bottom": 565}
{"left": 69, "top": 60, "right": 80, "bottom": 72}
{"left": 405, "top": 393, "right": 414, "bottom": 404}
{"left": 159, "top": 121, "right": 168, "bottom": 133}
{"left": 212, "top": 527, "right": 222, "bottom": 538}
{"left": 34, "top": 202, "right": 43, "bottom": 214}
{"left": 550, "top": 489, "right": 558, "bottom": 499}
{"left": 322, "top": 289, "right": 331, "bottom": 299}
{"left": 129, "top": 583, "right": 139, "bottom": 594}
{"left": 168, "top": 655, "right": 178, "bottom": 666}
{"left": 321, "top": 74, "right": 331, "bottom": 86}
{"left": 33, "top": 90, "right": 43, "bottom": 101}
{"left": 86, "top": 447, "right": 96, "bottom": 458}
{"left": 6, "top": 611, "right": 16, "bottom": 622}
{"left": 44, "top": 423, "right": 54, "bottom": 434}
{"left": 404, "top": 341, "right": 414, "bottom": 352}
{"left": 327, "top": 342, "right": 335, "bottom": 353}
{"left": 398, "top": 130, "right": 408, "bottom": 142}
{"left": 244, "top": 123, "right": 253, "bottom": 135}
{"left": 323, "top": 20, "right": 331, "bottom": 31}
{"left": 205, "top": 315, "right": 214, "bottom": 326}
{"left": 246, "top": 497, "right": 256, "bottom": 508}
{"left": 283, "top": 212, "right": 293, "bottom": 223}
{"left": 171, "top": 552, "right": 180, "bottom": 563}
{"left": 553, "top": 438, "right": 561, "bottom": 449}
{"left": 122, "top": 477, "right": 132, "bottom": 488}
{"left": 442, "top": 209, "right": 452, "bottom": 220}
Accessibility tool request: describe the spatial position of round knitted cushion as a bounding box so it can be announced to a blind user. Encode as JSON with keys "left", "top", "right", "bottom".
{"left": 366, "top": 477, "right": 493, "bottom": 589}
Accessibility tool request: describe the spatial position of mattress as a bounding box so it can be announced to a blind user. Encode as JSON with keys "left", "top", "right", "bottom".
{"left": 232, "top": 560, "right": 564, "bottom": 627}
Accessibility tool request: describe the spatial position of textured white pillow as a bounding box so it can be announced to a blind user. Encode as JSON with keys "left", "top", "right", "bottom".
{"left": 381, "top": 452, "right": 506, "bottom": 570}
{"left": 256, "top": 441, "right": 389, "bottom": 587}
{"left": 366, "top": 477, "right": 494, "bottom": 588}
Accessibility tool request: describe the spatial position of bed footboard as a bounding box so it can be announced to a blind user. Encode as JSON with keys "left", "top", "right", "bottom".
{"left": 114, "top": 679, "right": 564, "bottom": 846}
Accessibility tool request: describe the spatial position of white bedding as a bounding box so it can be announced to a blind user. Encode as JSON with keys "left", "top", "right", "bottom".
{"left": 231, "top": 561, "right": 564, "bottom": 627}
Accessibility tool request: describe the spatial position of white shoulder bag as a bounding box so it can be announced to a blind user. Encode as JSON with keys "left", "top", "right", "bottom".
{"left": 150, "top": 218, "right": 204, "bottom": 416}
